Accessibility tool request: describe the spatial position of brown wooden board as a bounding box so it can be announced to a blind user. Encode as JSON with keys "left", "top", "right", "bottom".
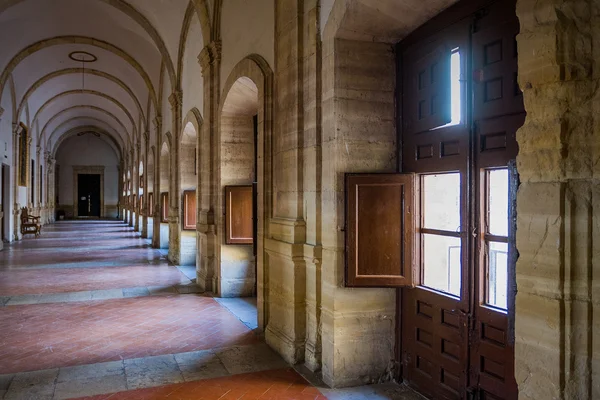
{"left": 345, "top": 174, "right": 417, "bottom": 288}
{"left": 183, "top": 190, "right": 196, "bottom": 230}
{"left": 225, "top": 186, "right": 253, "bottom": 245}
{"left": 160, "top": 192, "right": 169, "bottom": 223}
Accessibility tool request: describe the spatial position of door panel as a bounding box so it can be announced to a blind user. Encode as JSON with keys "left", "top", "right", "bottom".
{"left": 398, "top": 1, "right": 523, "bottom": 399}
{"left": 403, "top": 289, "right": 467, "bottom": 399}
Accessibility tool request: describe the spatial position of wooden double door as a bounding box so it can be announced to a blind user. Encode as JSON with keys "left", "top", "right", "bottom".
{"left": 398, "top": 1, "right": 523, "bottom": 399}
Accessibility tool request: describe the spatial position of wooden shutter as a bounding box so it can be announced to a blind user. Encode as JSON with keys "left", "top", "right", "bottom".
{"left": 140, "top": 195, "right": 144, "bottom": 215}
{"left": 183, "top": 190, "right": 197, "bottom": 230}
{"left": 225, "top": 185, "right": 253, "bottom": 245}
{"left": 404, "top": 44, "right": 452, "bottom": 134}
{"left": 345, "top": 174, "right": 417, "bottom": 287}
{"left": 148, "top": 193, "right": 154, "bottom": 216}
{"left": 161, "top": 192, "right": 169, "bottom": 222}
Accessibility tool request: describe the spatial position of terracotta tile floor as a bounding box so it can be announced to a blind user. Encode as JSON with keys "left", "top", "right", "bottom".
{"left": 0, "top": 266, "right": 189, "bottom": 296}
{"left": 0, "top": 221, "right": 330, "bottom": 400}
{"left": 74, "top": 369, "right": 327, "bottom": 400}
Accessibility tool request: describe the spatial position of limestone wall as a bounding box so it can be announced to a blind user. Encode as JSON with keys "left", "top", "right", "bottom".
{"left": 515, "top": 0, "right": 599, "bottom": 398}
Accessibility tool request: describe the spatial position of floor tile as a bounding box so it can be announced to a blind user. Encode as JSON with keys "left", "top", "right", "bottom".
{"left": 124, "top": 354, "right": 184, "bottom": 389}
{"left": 216, "top": 343, "right": 288, "bottom": 375}
{"left": 5, "top": 369, "right": 58, "bottom": 400}
{"left": 175, "top": 350, "right": 230, "bottom": 381}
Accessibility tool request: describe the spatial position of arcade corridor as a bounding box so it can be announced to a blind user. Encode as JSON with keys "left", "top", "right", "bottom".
{"left": 0, "top": 221, "right": 422, "bottom": 400}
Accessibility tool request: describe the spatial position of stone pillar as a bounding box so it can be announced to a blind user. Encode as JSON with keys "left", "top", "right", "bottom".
{"left": 134, "top": 142, "right": 140, "bottom": 230}
{"left": 168, "top": 91, "right": 183, "bottom": 265}
{"left": 128, "top": 150, "right": 134, "bottom": 227}
{"left": 197, "top": 43, "right": 219, "bottom": 292}
{"left": 141, "top": 132, "right": 149, "bottom": 238}
{"left": 265, "top": 0, "right": 307, "bottom": 365}
{"left": 35, "top": 146, "right": 41, "bottom": 219}
{"left": 12, "top": 123, "right": 22, "bottom": 241}
{"left": 302, "top": 0, "right": 322, "bottom": 372}
{"left": 152, "top": 117, "right": 162, "bottom": 249}
{"left": 515, "top": 1, "right": 599, "bottom": 399}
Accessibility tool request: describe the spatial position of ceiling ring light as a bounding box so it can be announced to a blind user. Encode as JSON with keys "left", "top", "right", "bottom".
{"left": 69, "top": 51, "right": 97, "bottom": 63}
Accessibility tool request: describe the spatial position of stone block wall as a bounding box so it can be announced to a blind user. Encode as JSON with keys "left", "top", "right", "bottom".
{"left": 515, "top": 0, "right": 599, "bottom": 398}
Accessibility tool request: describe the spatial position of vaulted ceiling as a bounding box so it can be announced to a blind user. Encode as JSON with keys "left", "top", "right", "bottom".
{"left": 0, "top": 0, "right": 208, "bottom": 159}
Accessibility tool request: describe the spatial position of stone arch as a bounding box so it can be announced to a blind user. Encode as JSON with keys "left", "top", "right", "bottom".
{"left": 0, "top": 36, "right": 158, "bottom": 108}
{"left": 215, "top": 55, "right": 273, "bottom": 330}
{"left": 42, "top": 106, "right": 131, "bottom": 148}
{"left": 18, "top": 69, "right": 146, "bottom": 123}
{"left": 47, "top": 116, "right": 124, "bottom": 151}
{"left": 51, "top": 125, "right": 122, "bottom": 161}
{"left": 176, "top": 108, "right": 202, "bottom": 267}
{"left": 33, "top": 90, "right": 137, "bottom": 142}
{"left": 176, "top": 1, "right": 197, "bottom": 90}
{"left": 0, "top": 0, "right": 177, "bottom": 91}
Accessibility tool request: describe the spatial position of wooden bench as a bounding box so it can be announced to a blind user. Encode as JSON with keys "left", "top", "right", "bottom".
{"left": 20, "top": 207, "right": 41, "bottom": 237}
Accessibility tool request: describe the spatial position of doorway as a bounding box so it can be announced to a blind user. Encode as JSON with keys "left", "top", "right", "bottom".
{"left": 1, "top": 164, "right": 9, "bottom": 241}
{"left": 398, "top": 1, "right": 523, "bottom": 399}
{"left": 77, "top": 174, "right": 101, "bottom": 217}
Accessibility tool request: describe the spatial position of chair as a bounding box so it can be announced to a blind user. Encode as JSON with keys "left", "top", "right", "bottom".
{"left": 20, "top": 207, "right": 41, "bottom": 237}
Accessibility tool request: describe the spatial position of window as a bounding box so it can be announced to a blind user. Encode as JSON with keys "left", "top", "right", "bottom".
{"left": 484, "top": 168, "right": 509, "bottom": 309}
{"left": 182, "top": 190, "right": 197, "bottom": 230}
{"left": 421, "top": 173, "right": 461, "bottom": 296}
{"left": 161, "top": 192, "right": 169, "bottom": 222}
{"left": 140, "top": 195, "right": 144, "bottom": 215}
{"left": 430, "top": 49, "right": 462, "bottom": 130}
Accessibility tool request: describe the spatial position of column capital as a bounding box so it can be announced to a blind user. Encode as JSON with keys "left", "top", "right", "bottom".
{"left": 198, "top": 40, "right": 222, "bottom": 76}
{"left": 153, "top": 116, "right": 162, "bottom": 130}
{"left": 168, "top": 91, "right": 183, "bottom": 110}
{"left": 12, "top": 123, "right": 23, "bottom": 135}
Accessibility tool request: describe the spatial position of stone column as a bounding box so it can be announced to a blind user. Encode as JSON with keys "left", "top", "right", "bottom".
{"left": 141, "top": 131, "right": 149, "bottom": 238}
{"left": 302, "top": 0, "right": 322, "bottom": 372}
{"left": 134, "top": 142, "right": 140, "bottom": 230}
{"left": 152, "top": 117, "right": 162, "bottom": 249}
{"left": 168, "top": 91, "right": 183, "bottom": 265}
{"left": 197, "top": 43, "right": 219, "bottom": 292}
{"left": 47, "top": 156, "right": 56, "bottom": 223}
{"left": 128, "top": 150, "right": 134, "bottom": 227}
{"left": 12, "top": 123, "right": 22, "bottom": 241}
{"left": 264, "top": 0, "right": 307, "bottom": 365}
{"left": 35, "top": 146, "right": 41, "bottom": 221}
{"left": 515, "top": 1, "right": 599, "bottom": 399}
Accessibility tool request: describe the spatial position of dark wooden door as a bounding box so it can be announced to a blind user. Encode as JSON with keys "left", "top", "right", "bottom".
{"left": 78, "top": 174, "right": 101, "bottom": 217}
{"left": 397, "top": 1, "right": 523, "bottom": 399}
{"left": 470, "top": 3, "right": 523, "bottom": 398}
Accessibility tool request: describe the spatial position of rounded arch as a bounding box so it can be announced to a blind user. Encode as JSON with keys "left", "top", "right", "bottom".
{"left": 176, "top": 1, "right": 197, "bottom": 90}
{"left": 33, "top": 89, "right": 137, "bottom": 141}
{"left": 0, "top": 36, "right": 158, "bottom": 109}
{"left": 18, "top": 68, "right": 146, "bottom": 123}
{"left": 181, "top": 107, "right": 203, "bottom": 145}
{"left": 213, "top": 54, "right": 273, "bottom": 321}
{"left": 41, "top": 105, "right": 131, "bottom": 146}
{"left": 8, "top": 74, "right": 17, "bottom": 122}
{"left": 51, "top": 125, "right": 122, "bottom": 161}
{"left": 47, "top": 116, "right": 124, "bottom": 150}
{"left": 0, "top": 0, "right": 177, "bottom": 90}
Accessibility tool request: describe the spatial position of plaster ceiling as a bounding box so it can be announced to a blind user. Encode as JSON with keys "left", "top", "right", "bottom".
{"left": 0, "top": 0, "right": 196, "bottom": 157}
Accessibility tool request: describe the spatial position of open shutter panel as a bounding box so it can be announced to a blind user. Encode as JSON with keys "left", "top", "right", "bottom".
{"left": 161, "top": 192, "right": 169, "bottom": 222}
{"left": 183, "top": 190, "right": 197, "bottom": 230}
{"left": 225, "top": 185, "right": 253, "bottom": 245}
{"left": 404, "top": 45, "right": 452, "bottom": 134}
{"left": 345, "top": 173, "right": 417, "bottom": 287}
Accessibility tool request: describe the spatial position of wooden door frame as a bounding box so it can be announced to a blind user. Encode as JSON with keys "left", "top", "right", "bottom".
{"left": 72, "top": 166, "right": 105, "bottom": 218}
